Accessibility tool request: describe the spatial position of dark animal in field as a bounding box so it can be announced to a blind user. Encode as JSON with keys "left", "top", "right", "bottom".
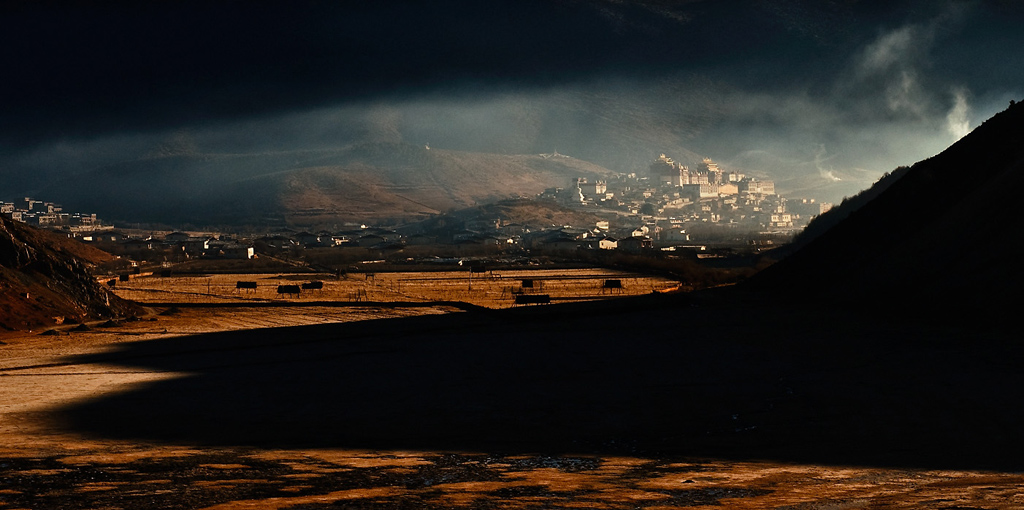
{"left": 514, "top": 294, "right": 551, "bottom": 305}
{"left": 602, "top": 279, "right": 623, "bottom": 293}
{"left": 301, "top": 281, "right": 324, "bottom": 291}
{"left": 235, "top": 281, "right": 258, "bottom": 293}
{"left": 276, "top": 285, "right": 301, "bottom": 297}
{"left": 106, "top": 279, "right": 117, "bottom": 288}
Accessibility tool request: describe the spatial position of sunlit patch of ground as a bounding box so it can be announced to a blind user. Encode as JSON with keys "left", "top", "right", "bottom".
{"left": 108, "top": 269, "right": 678, "bottom": 309}
{"left": 3, "top": 448, "right": 1023, "bottom": 509}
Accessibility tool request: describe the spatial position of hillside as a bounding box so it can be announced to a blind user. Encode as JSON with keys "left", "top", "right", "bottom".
{"left": 47, "top": 143, "right": 615, "bottom": 227}
{"left": 406, "top": 198, "right": 604, "bottom": 234}
{"left": 0, "top": 216, "right": 139, "bottom": 330}
{"left": 749, "top": 100, "right": 1024, "bottom": 316}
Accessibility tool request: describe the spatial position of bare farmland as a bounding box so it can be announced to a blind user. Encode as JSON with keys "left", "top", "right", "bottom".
{"left": 109, "top": 268, "right": 680, "bottom": 308}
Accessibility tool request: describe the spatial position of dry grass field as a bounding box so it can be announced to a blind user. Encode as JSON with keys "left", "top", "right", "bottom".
{"left": 108, "top": 268, "right": 680, "bottom": 308}
{"left": 2, "top": 270, "right": 1023, "bottom": 509}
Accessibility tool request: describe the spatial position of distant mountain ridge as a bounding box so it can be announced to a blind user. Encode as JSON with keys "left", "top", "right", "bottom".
{"left": 46, "top": 142, "right": 615, "bottom": 227}
{"left": 22, "top": 75, "right": 872, "bottom": 222}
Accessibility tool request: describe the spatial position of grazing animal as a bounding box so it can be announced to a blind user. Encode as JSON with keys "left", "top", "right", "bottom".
{"left": 235, "top": 281, "right": 258, "bottom": 293}
{"left": 301, "top": 281, "right": 324, "bottom": 291}
{"left": 276, "top": 284, "right": 301, "bottom": 297}
{"left": 106, "top": 279, "right": 117, "bottom": 288}
{"left": 602, "top": 279, "right": 623, "bottom": 293}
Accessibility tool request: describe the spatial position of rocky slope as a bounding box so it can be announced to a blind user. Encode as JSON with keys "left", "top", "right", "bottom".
{"left": 0, "top": 216, "right": 138, "bottom": 330}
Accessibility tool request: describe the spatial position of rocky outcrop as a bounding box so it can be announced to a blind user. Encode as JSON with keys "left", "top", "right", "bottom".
{"left": 0, "top": 216, "right": 139, "bottom": 330}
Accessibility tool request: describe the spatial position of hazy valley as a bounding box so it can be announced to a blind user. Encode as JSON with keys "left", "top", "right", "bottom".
{"left": 3, "top": 2, "right": 1024, "bottom": 508}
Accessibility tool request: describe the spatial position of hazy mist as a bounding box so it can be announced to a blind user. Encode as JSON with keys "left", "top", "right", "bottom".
{"left": 2, "top": 0, "right": 1022, "bottom": 207}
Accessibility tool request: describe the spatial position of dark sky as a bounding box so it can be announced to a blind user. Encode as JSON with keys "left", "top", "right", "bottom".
{"left": 1, "top": 0, "right": 835, "bottom": 143}
{"left": 3, "top": 0, "right": 1023, "bottom": 196}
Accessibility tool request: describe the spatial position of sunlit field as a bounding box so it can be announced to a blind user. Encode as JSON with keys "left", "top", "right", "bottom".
{"left": 109, "top": 269, "right": 680, "bottom": 309}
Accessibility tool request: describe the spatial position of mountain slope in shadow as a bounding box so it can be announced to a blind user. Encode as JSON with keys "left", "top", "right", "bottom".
{"left": 750, "top": 100, "right": 1024, "bottom": 318}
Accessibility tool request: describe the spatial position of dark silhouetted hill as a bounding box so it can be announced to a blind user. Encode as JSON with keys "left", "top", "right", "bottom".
{"left": 0, "top": 216, "right": 138, "bottom": 330}
{"left": 750, "top": 100, "right": 1024, "bottom": 317}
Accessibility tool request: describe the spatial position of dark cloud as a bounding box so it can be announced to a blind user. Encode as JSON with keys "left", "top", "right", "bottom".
{"left": 2, "top": 0, "right": 1023, "bottom": 203}
{"left": 0, "top": 1, "right": 859, "bottom": 146}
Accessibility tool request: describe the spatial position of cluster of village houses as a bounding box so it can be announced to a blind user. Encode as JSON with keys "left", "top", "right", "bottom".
{"left": 61, "top": 224, "right": 661, "bottom": 264}
{"left": 541, "top": 155, "right": 831, "bottom": 231}
{"left": 0, "top": 197, "right": 100, "bottom": 229}
{"left": 2, "top": 155, "right": 831, "bottom": 263}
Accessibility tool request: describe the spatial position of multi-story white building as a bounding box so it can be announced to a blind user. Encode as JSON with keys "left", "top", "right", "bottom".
{"left": 738, "top": 179, "right": 776, "bottom": 195}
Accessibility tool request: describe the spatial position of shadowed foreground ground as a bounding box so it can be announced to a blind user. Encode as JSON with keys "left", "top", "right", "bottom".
{"left": 51, "top": 291, "right": 1024, "bottom": 472}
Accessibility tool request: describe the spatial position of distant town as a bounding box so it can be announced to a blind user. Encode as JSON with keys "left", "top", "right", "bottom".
{"left": 541, "top": 153, "right": 831, "bottom": 235}
{"left": 2, "top": 154, "right": 831, "bottom": 266}
{"left": 0, "top": 197, "right": 102, "bottom": 230}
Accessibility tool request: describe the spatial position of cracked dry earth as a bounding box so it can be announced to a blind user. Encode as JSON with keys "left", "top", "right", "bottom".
{"left": 2, "top": 308, "right": 1023, "bottom": 509}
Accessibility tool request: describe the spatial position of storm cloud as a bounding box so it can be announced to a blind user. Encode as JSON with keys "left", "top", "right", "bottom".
{"left": 2, "top": 0, "right": 1022, "bottom": 204}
